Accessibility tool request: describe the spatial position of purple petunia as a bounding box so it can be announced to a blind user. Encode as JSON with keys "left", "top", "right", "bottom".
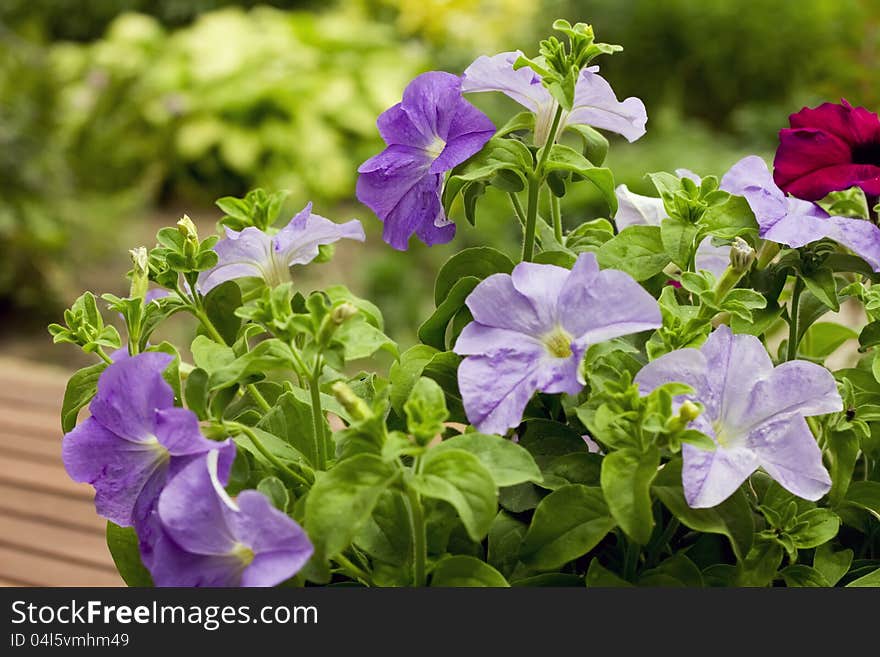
{"left": 62, "top": 352, "right": 234, "bottom": 530}
{"left": 148, "top": 451, "right": 313, "bottom": 587}
{"left": 721, "top": 155, "right": 880, "bottom": 271}
{"left": 356, "top": 72, "right": 495, "bottom": 250}
{"left": 635, "top": 325, "right": 841, "bottom": 508}
{"left": 197, "top": 202, "right": 365, "bottom": 294}
{"left": 462, "top": 51, "right": 647, "bottom": 145}
{"left": 454, "top": 252, "right": 661, "bottom": 435}
{"left": 614, "top": 181, "right": 730, "bottom": 278}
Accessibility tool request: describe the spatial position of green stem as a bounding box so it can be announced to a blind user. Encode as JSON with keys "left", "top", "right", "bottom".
{"left": 230, "top": 423, "right": 312, "bottom": 488}
{"left": 521, "top": 175, "right": 541, "bottom": 262}
{"left": 406, "top": 463, "right": 427, "bottom": 587}
{"left": 550, "top": 193, "right": 563, "bottom": 244}
{"left": 756, "top": 241, "right": 780, "bottom": 269}
{"left": 646, "top": 518, "right": 680, "bottom": 566}
{"left": 334, "top": 554, "right": 372, "bottom": 586}
{"left": 535, "top": 104, "right": 564, "bottom": 173}
{"left": 309, "top": 358, "right": 327, "bottom": 471}
{"left": 96, "top": 347, "right": 113, "bottom": 365}
{"left": 623, "top": 538, "right": 640, "bottom": 582}
{"left": 508, "top": 192, "right": 527, "bottom": 227}
{"left": 787, "top": 277, "right": 804, "bottom": 361}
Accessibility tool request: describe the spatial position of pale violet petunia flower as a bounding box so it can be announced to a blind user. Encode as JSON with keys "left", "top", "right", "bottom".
{"left": 461, "top": 51, "right": 647, "bottom": 144}
{"left": 197, "top": 202, "right": 365, "bottom": 294}
{"left": 635, "top": 325, "right": 841, "bottom": 508}
{"left": 454, "top": 252, "right": 661, "bottom": 435}
{"left": 614, "top": 181, "right": 730, "bottom": 278}
{"left": 721, "top": 155, "right": 880, "bottom": 271}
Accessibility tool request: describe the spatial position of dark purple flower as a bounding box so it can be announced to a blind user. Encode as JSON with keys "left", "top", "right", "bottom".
{"left": 774, "top": 99, "right": 880, "bottom": 201}
{"left": 148, "top": 452, "right": 313, "bottom": 587}
{"left": 453, "top": 253, "right": 661, "bottom": 435}
{"left": 635, "top": 326, "right": 841, "bottom": 508}
{"left": 198, "top": 203, "right": 364, "bottom": 294}
{"left": 62, "top": 352, "right": 234, "bottom": 530}
{"left": 356, "top": 72, "right": 495, "bottom": 250}
{"left": 722, "top": 155, "right": 880, "bottom": 271}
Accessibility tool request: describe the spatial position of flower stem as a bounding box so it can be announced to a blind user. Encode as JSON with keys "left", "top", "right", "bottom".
{"left": 521, "top": 175, "right": 541, "bottom": 262}
{"left": 334, "top": 553, "right": 371, "bottom": 586}
{"left": 309, "top": 358, "right": 327, "bottom": 471}
{"left": 623, "top": 538, "right": 640, "bottom": 582}
{"left": 508, "top": 192, "right": 527, "bottom": 227}
{"left": 406, "top": 461, "right": 428, "bottom": 587}
{"left": 96, "top": 347, "right": 113, "bottom": 365}
{"left": 230, "top": 422, "right": 312, "bottom": 488}
{"left": 756, "top": 241, "right": 780, "bottom": 269}
{"left": 786, "top": 277, "right": 804, "bottom": 361}
{"left": 550, "top": 194, "right": 563, "bottom": 244}
{"left": 535, "top": 104, "right": 564, "bottom": 174}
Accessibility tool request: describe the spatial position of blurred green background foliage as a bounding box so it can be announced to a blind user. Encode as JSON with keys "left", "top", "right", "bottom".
{"left": 1, "top": 0, "right": 878, "bottom": 359}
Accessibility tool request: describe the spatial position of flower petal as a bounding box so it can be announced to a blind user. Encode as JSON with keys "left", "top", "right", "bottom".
{"left": 376, "top": 102, "right": 432, "bottom": 148}
{"left": 822, "top": 215, "right": 880, "bottom": 272}
{"left": 454, "top": 322, "right": 542, "bottom": 356}
{"left": 89, "top": 352, "right": 174, "bottom": 442}
{"left": 565, "top": 67, "right": 647, "bottom": 142}
{"left": 747, "top": 416, "right": 831, "bottom": 501}
{"left": 613, "top": 184, "right": 665, "bottom": 230}
{"left": 430, "top": 101, "right": 495, "bottom": 173}
{"left": 463, "top": 272, "right": 552, "bottom": 335}
{"left": 559, "top": 253, "right": 661, "bottom": 344}
{"left": 148, "top": 533, "right": 243, "bottom": 587}
{"left": 682, "top": 442, "right": 759, "bottom": 508}
{"left": 461, "top": 51, "right": 550, "bottom": 114}
{"left": 695, "top": 237, "right": 731, "bottom": 279}
{"left": 275, "top": 203, "right": 365, "bottom": 267}
{"left": 197, "top": 227, "right": 272, "bottom": 294}
{"left": 633, "top": 347, "right": 710, "bottom": 400}
{"left": 400, "top": 71, "right": 468, "bottom": 143}
{"left": 510, "top": 261, "right": 570, "bottom": 330}
{"left": 458, "top": 348, "right": 543, "bottom": 435}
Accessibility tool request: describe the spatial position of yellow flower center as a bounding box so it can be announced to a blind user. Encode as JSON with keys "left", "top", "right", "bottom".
{"left": 543, "top": 327, "right": 573, "bottom": 359}
{"left": 231, "top": 542, "right": 255, "bottom": 567}
{"left": 712, "top": 421, "right": 731, "bottom": 448}
{"left": 425, "top": 136, "right": 446, "bottom": 159}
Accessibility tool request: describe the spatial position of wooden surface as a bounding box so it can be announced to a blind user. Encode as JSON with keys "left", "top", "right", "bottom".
{"left": 0, "top": 357, "right": 123, "bottom": 586}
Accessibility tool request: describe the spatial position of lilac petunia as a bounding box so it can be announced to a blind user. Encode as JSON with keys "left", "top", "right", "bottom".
{"left": 635, "top": 325, "right": 841, "bottom": 508}
{"left": 462, "top": 51, "right": 647, "bottom": 144}
{"left": 357, "top": 72, "right": 495, "bottom": 250}
{"left": 453, "top": 252, "right": 661, "bottom": 435}
{"left": 721, "top": 155, "right": 880, "bottom": 271}
{"left": 62, "top": 352, "right": 234, "bottom": 530}
{"left": 614, "top": 183, "right": 730, "bottom": 278}
{"left": 148, "top": 451, "right": 313, "bottom": 587}
{"left": 197, "top": 202, "right": 365, "bottom": 294}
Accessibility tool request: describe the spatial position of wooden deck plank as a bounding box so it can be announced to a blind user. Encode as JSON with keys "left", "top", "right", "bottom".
{"left": 0, "top": 404, "right": 63, "bottom": 441}
{"left": 0, "top": 512, "right": 115, "bottom": 569}
{"left": 0, "top": 483, "right": 101, "bottom": 531}
{"left": 0, "top": 430, "right": 62, "bottom": 461}
{"left": 0, "top": 545, "right": 122, "bottom": 587}
{"left": 0, "top": 453, "right": 93, "bottom": 499}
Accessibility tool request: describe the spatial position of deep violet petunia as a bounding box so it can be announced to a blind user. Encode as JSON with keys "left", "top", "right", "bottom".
{"left": 721, "top": 155, "right": 880, "bottom": 271}
{"left": 635, "top": 325, "right": 841, "bottom": 508}
{"left": 453, "top": 252, "right": 661, "bottom": 435}
{"left": 773, "top": 99, "right": 880, "bottom": 201}
{"left": 614, "top": 182, "right": 730, "bottom": 278}
{"left": 356, "top": 72, "right": 495, "bottom": 250}
{"left": 462, "top": 51, "right": 647, "bottom": 144}
{"left": 62, "top": 352, "right": 234, "bottom": 530}
{"left": 197, "top": 202, "right": 365, "bottom": 294}
{"left": 148, "top": 451, "right": 313, "bottom": 587}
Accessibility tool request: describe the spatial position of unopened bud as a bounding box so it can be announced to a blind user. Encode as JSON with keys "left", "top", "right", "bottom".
{"left": 330, "top": 382, "right": 372, "bottom": 422}
{"left": 729, "top": 237, "right": 756, "bottom": 273}
{"left": 678, "top": 400, "right": 701, "bottom": 424}
{"left": 129, "top": 247, "right": 149, "bottom": 300}
{"left": 331, "top": 302, "right": 358, "bottom": 325}
{"left": 177, "top": 215, "right": 200, "bottom": 258}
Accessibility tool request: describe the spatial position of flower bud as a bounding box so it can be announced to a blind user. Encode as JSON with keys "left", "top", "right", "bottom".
{"left": 729, "top": 237, "right": 756, "bottom": 274}
{"left": 129, "top": 247, "right": 149, "bottom": 301}
{"left": 177, "top": 215, "right": 200, "bottom": 259}
{"left": 330, "top": 382, "right": 372, "bottom": 422}
{"left": 331, "top": 302, "right": 358, "bottom": 325}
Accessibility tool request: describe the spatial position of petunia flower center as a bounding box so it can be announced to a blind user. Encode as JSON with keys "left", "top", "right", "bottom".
{"left": 712, "top": 421, "right": 732, "bottom": 448}
{"left": 542, "top": 327, "right": 573, "bottom": 359}
{"left": 851, "top": 141, "right": 880, "bottom": 166}
{"left": 144, "top": 435, "right": 170, "bottom": 462}
{"left": 231, "top": 542, "right": 255, "bottom": 567}
{"left": 425, "top": 136, "right": 447, "bottom": 159}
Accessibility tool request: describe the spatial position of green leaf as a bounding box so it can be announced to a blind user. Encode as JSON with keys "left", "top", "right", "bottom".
{"left": 828, "top": 430, "right": 860, "bottom": 504}
{"left": 597, "top": 225, "right": 671, "bottom": 281}
{"left": 585, "top": 558, "right": 633, "bottom": 587}
{"left": 817, "top": 186, "right": 869, "bottom": 219}
{"left": 411, "top": 448, "right": 497, "bottom": 542}
{"left": 539, "top": 452, "right": 602, "bottom": 489}
{"left": 106, "top": 522, "right": 153, "bottom": 587}
{"left": 639, "top": 553, "right": 703, "bottom": 587}
{"left": 207, "top": 339, "right": 294, "bottom": 390}
{"left": 565, "top": 124, "right": 609, "bottom": 166}
{"left": 661, "top": 216, "right": 699, "bottom": 270}
{"left": 430, "top": 555, "right": 509, "bottom": 587}
{"left": 60, "top": 362, "right": 106, "bottom": 432}
{"left": 202, "top": 280, "right": 242, "bottom": 345}
{"left": 183, "top": 367, "right": 209, "bottom": 420}
{"left": 325, "top": 285, "right": 385, "bottom": 330}
{"left": 257, "top": 476, "right": 289, "bottom": 512}
{"left": 813, "top": 543, "right": 853, "bottom": 586}
{"left": 736, "top": 539, "right": 783, "bottom": 587}
{"left": 799, "top": 322, "right": 857, "bottom": 359}
{"left": 845, "top": 481, "right": 880, "bottom": 519}
{"left": 700, "top": 194, "right": 759, "bottom": 239}
{"left": 781, "top": 564, "right": 831, "bottom": 587}
{"left": 652, "top": 458, "right": 753, "bottom": 559}
{"left": 233, "top": 426, "right": 307, "bottom": 470}
{"left": 600, "top": 447, "right": 659, "bottom": 545}
{"left": 488, "top": 511, "right": 527, "bottom": 578}
{"left": 801, "top": 268, "right": 839, "bottom": 312}
{"left": 257, "top": 392, "right": 330, "bottom": 468}
{"left": 404, "top": 377, "right": 448, "bottom": 443}
{"left": 432, "top": 432, "right": 542, "bottom": 488}
{"left": 335, "top": 314, "right": 398, "bottom": 361}
{"left": 519, "top": 485, "right": 616, "bottom": 571}
{"left": 421, "top": 351, "right": 465, "bottom": 423}
{"left": 789, "top": 509, "right": 839, "bottom": 549}
{"left": 434, "top": 247, "right": 515, "bottom": 306}
{"left": 389, "top": 345, "right": 439, "bottom": 415}
{"left": 305, "top": 454, "right": 399, "bottom": 560}
{"left": 353, "top": 489, "right": 411, "bottom": 573}
{"left": 418, "top": 276, "right": 479, "bottom": 350}
{"left": 845, "top": 567, "right": 880, "bottom": 587}
{"left": 541, "top": 144, "right": 617, "bottom": 213}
